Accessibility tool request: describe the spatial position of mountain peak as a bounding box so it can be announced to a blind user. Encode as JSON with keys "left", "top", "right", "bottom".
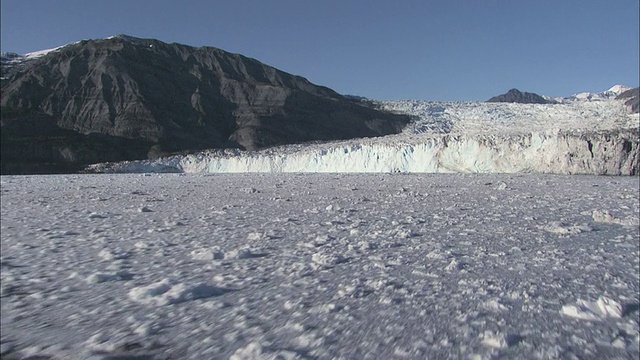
{"left": 108, "top": 34, "right": 144, "bottom": 41}
{"left": 105, "top": 34, "right": 159, "bottom": 46}
{"left": 487, "top": 88, "right": 551, "bottom": 104}
{"left": 1, "top": 36, "right": 410, "bottom": 173}
{"left": 606, "top": 84, "right": 631, "bottom": 95}
{"left": 570, "top": 84, "right": 634, "bottom": 101}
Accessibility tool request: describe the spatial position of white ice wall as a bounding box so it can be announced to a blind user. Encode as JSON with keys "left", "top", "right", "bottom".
{"left": 171, "top": 130, "right": 637, "bottom": 175}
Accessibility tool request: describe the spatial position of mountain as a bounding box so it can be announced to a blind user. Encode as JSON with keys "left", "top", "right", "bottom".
{"left": 0, "top": 35, "right": 410, "bottom": 174}
{"left": 615, "top": 87, "right": 639, "bottom": 113}
{"left": 569, "top": 84, "right": 632, "bottom": 102}
{"left": 486, "top": 89, "right": 552, "bottom": 104}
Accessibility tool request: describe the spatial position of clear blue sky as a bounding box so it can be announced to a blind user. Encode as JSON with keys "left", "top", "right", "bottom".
{"left": 1, "top": 0, "right": 638, "bottom": 101}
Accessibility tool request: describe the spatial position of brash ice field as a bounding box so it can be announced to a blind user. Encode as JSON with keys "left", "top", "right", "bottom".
{"left": 1, "top": 173, "right": 638, "bottom": 359}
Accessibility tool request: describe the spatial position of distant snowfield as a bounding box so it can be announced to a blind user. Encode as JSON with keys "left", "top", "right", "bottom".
{"left": 89, "top": 95, "right": 639, "bottom": 175}
{"left": 1, "top": 173, "right": 638, "bottom": 359}
{"left": 383, "top": 96, "right": 637, "bottom": 136}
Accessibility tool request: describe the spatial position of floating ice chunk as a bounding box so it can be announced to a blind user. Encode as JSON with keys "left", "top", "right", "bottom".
{"left": 230, "top": 342, "right": 264, "bottom": 360}
{"left": 86, "top": 270, "right": 133, "bottom": 283}
{"left": 98, "top": 248, "right": 131, "bottom": 260}
{"left": 132, "top": 322, "right": 161, "bottom": 336}
{"left": 88, "top": 212, "right": 107, "bottom": 219}
{"left": 190, "top": 247, "right": 224, "bottom": 261}
{"left": 325, "top": 204, "right": 340, "bottom": 212}
{"left": 229, "top": 342, "right": 301, "bottom": 360}
{"left": 83, "top": 330, "right": 139, "bottom": 355}
{"left": 163, "top": 283, "right": 225, "bottom": 304}
{"left": 86, "top": 331, "right": 111, "bottom": 347}
{"left": 483, "top": 299, "right": 508, "bottom": 312}
{"left": 226, "top": 246, "right": 264, "bottom": 260}
{"left": 592, "top": 210, "right": 639, "bottom": 227}
{"left": 494, "top": 181, "right": 508, "bottom": 190}
{"left": 128, "top": 279, "right": 173, "bottom": 304}
{"left": 246, "top": 232, "right": 263, "bottom": 241}
{"left": 264, "top": 229, "right": 284, "bottom": 239}
{"left": 294, "top": 331, "right": 325, "bottom": 349}
{"left": 542, "top": 222, "right": 592, "bottom": 234}
{"left": 128, "top": 279, "right": 225, "bottom": 306}
{"left": 311, "top": 235, "right": 334, "bottom": 247}
{"left": 336, "top": 282, "right": 373, "bottom": 298}
{"left": 592, "top": 210, "right": 619, "bottom": 223}
{"left": 480, "top": 331, "right": 508, "bottom": 349}
{"left": 394, "top": 228, "right": 419, "bottom": 239}
{"left": 561, "top": 296, "right": 623, "bottom": 320}
{"left": 311, "top": 250, "right": 347, "bottom": 269}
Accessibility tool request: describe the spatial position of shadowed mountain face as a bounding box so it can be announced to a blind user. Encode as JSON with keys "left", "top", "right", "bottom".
{"left": 487, "top": 89, "right": 552, "bottom": 104}
{"left": 616, "top": 87, "right": 639, "bottom": 113}
{"left": 1, "top": 35, "right": 410, "bottom": 174}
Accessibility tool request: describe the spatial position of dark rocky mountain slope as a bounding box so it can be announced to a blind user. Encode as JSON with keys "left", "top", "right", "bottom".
{"left": 615, "top": 87, "right": 639, "bottom": 113}
{"left": 487, "top": 88, "right": 553, "bottom": 104}
{"left": 1, "top": 35, "right": 410, "bottom": 174}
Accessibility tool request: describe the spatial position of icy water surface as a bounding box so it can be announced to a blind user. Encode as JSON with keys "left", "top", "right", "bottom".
{"left": 1, "top": 173, "right": 638, "bottom": 359}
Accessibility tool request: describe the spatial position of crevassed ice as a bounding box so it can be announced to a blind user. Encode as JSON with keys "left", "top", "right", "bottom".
{"left": 89, "top": 98, "right": 639, "bottom": 175}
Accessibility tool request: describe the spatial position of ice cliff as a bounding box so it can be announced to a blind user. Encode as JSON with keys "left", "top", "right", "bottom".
{"left": 89, "top": 129, "right": 638, "bottom": 175}
{"left": 88, "top": 96, "right": 639, "bottom": 175}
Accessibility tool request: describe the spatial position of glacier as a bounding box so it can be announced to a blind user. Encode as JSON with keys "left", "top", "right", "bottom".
{"left": 88, "top": 92, "right": 639, "bottom": 175}
{"left": 183, "top": 130, "right": 638, "bottom": 175}
{"left": 92, "top": 129, "right": 638, "bottom": 175}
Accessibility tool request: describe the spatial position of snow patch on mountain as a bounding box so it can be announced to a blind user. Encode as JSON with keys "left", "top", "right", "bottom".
{"left": 2, "top": 42, "right": 79, "bottom": 64}
{"left": 3, "top": 35, "right": 145, "bottom": 65}
{"left": 569, "top": 85, "right": 632, "bottom": 102}
{"left": 607, "top": 84, "right": 632, "bottom": 95}
{"left": 24, "top": 45, "right": 68, "bottom": 60}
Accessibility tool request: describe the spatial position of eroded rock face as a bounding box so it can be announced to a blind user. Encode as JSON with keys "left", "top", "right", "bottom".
{"left": 1, "top": 35, "right": 410, "bottom": 174}
{"left": 616, "top": 87, "right": 639, "bottom": 113}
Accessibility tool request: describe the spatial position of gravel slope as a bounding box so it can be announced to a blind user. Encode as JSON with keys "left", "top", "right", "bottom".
{"left": 1, "top": 174, "right": 638, "bottom": 359}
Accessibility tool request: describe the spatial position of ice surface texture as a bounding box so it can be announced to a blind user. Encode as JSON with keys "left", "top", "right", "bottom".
{"left": 1, "top": 173, "right": 638, "bottom": 359}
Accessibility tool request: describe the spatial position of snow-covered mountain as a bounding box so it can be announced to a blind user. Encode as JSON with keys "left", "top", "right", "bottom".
{"left": 89, "top": 88, "right": 639, "bottom": 175}
{"left": 568, "top": 84, "right": 632, "bottom": 102}
{"left": 533, "top": 85, "right": 634, "bottom": 104}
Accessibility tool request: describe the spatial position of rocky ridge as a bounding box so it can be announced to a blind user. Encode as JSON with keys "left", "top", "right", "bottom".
{"left": 1, "top": 35, "right": 410, "bottom": 174}
{"left": 487, "top": 89, "right": 552, "bottom": 104}
{"left": 615, "top": 87, "right": 639, "bottom": 113}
